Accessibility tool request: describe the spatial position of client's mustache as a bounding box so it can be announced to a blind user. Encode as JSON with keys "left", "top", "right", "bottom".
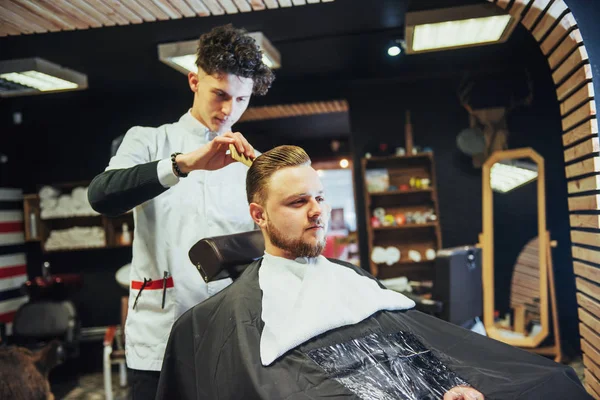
{"left": 307, "top": 219, "right": 326, "bottom": 229}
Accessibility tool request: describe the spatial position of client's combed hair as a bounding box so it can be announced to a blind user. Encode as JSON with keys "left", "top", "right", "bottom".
{"left": 246, "top": 145, "right": 311, "bottom": 204}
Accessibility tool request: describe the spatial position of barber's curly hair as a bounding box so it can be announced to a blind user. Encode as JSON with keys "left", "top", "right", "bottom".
{"left": 196, "top": 24, "right": 275, "bottom": 96}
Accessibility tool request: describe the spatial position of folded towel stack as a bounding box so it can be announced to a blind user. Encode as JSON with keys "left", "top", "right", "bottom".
{"left": 39, "top": 186, "right": 99, "bottom": 219}
{"left": 44, "top": 226, "right": 106, "bottom": 251}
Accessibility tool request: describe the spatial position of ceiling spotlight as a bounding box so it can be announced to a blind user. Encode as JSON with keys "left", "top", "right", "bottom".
{"left": 339, "top": 159, "right": 349, "bottom": 168}
{"left": 388, "top": 45, "right": 401, "bottom": 57}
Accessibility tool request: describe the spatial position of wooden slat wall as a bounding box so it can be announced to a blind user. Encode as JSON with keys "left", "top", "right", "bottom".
{"left": 0, "top": 0, "right": 332, "bottom": 36}
{"left": 488, "top": 1, "right": 600, "bottom": 397}
{"left": 238, "top": 99, "right": 348, "bottom": 122}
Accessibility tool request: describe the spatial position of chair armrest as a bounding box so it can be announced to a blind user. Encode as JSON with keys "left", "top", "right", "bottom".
{"left": 104, "top": 325, "right": 117, "bottom": 347}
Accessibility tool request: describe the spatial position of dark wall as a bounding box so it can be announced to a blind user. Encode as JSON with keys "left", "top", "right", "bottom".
{"left": 0, "top": 2, "right": 591, "bottom": 357}
{"left": 347, "top": 33, "right": 579, "bottom": 354}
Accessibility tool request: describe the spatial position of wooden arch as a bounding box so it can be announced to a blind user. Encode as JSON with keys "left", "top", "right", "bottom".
{"left": 489, "top": 0, "right": 599, "bottom": 397}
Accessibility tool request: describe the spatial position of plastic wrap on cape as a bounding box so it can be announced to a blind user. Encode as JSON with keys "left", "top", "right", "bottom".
{"left": 307, "top": 331, "right": 470, "bottom": 400}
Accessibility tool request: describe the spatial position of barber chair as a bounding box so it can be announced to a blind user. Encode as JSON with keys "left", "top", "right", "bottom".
{"left": 189, "top": 233, "right": 484, "bottom": 333}
{"left": 189, "top": 230, "right": 265, "bottom": 283}
{"left": 14, "top": 265, "right": 81, "bottom": 355}
{"left": 179, "top": 232, "right": 588, "bottom": 400}
{"left": 10, "top": 262, "right": 82, "bottom": 394}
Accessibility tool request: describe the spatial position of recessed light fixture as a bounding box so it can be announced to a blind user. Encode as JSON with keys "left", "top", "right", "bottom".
{"left": 0, "top": 58, "right": 87, "bottom": 97}
{"left": 339, "top": 159, "right": 349, "bottom": 168}
{"left": 405, "top": 3, "right": 517, "bottom": 54}
{"left": 158, "top": 32, "right": 281, "bottom": 75}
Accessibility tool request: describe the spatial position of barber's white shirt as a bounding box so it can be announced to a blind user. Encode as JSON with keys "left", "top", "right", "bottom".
{"left": 107, "top": 111, "right": 255, "bottom": 371}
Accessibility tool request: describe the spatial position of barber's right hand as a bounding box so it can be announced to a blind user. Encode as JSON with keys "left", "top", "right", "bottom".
{"left": 174, "top": 131, "right": 256, "bottom": 173}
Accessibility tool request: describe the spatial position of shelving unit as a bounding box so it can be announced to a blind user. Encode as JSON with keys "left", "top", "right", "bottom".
{"left": 23, "top": 186, "right": 133, "bottom": 253}
{"left": 361, "top": 152, "right": 442, "bottom": 282}
{"left": 372, "top": 222, "right": 438, "bottom": 231}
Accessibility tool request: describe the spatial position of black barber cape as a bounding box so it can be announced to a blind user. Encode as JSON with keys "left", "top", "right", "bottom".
{"left": 156, "top": 259, "right": 590, "bottom": 400}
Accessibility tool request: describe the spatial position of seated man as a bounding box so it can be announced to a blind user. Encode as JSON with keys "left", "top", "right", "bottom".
{"left": 157, "top": 146, "right": 590, "bottom": 400}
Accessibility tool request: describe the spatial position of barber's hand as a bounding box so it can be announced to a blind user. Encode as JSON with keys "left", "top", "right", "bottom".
{"left": 443, "top": 386, "right": 484, "bottom": 400}
{"left": 176, "top": 131, "right": 256, "bottom": 172}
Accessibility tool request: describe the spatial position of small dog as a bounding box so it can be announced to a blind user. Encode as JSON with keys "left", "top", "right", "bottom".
{"left": 0, "top": 340, "right": 61, "bottom": 400}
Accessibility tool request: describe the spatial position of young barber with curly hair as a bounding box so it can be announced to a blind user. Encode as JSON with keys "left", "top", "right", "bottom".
{"left": 88, "top": 24, "right": 275, "bottom": 399}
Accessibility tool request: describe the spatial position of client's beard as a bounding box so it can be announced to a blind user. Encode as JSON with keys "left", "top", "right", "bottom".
{"left": 266, "top": 219, "right": 326, "bottom": 258}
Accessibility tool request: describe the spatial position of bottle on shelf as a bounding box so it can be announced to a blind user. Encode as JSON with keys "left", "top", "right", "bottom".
{"left": 42, "top": 261, "right": 51, "bottom": 281}
{"left": 120, "top": 223, "right": 132, "bottom": 246}
{"left": 29, "top": 211, "right": 38, "bottom": 239}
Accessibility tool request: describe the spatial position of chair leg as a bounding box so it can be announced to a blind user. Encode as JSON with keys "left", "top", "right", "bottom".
{"left": 103, "top": 346, "right": 113, "bottom": 400}
{"left": 119, "top": 361, "right": 127, "bottom": 387}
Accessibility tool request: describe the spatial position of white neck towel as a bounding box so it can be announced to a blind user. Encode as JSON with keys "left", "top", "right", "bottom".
{"left": 258, "top": 252, "right": 415, "bottom": 366}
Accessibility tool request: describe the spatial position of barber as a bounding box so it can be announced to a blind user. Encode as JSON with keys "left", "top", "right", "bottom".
{"left": 88, "top": 24, "right": 274, "bottom": 400}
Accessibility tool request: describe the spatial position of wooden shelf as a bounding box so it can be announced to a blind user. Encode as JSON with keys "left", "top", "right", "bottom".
{"left": 377, "top": 260, "right": 435, "bottom": 281}
{"left": 23, "top": 185, "right": 135, "bottom": 253}
{"left": 107, "top": 243, "right": 133, "bottom": 249}
{"left": 43, "top": 243, "right": 132, "bottom": 253}
{"left": 43, "top": 245, "right": 107, "bottom": 253}
{"left": 379, "top": 259, "right": 435, "bottom": 267}
{"left": 41, "top": 215, "right": 102, "bottom": 222}
{"left": 362, "top": 149, "right": 442, "bottom": 282}
{"left": 369, "top": 188, "right": 433, "bottom": 196}
{"left": 373, "top": 222, "right": 438, "bottom": 231}
{"left": 365, "top": 153, "right": 433, "bottom": 163}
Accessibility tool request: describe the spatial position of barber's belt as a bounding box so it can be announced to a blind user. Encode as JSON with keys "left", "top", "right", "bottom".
{"left": 132, "top": 273, "right": 173, "bottom": 310}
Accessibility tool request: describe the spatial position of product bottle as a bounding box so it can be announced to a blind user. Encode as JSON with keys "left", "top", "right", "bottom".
{"left": 120, "top": 223, "right": 132, "bottom": 246}
{"left": 29, "top": 211, "right": 37, "bottom": 239}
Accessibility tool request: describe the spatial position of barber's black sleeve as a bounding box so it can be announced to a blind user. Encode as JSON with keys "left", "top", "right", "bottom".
{"left": 88, "top": 160, "right": 169, "bottom": 217}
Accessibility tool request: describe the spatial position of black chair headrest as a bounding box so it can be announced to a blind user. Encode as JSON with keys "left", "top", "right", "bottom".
{"left": 188, "top": 230, "right": 265, "bottom": 283}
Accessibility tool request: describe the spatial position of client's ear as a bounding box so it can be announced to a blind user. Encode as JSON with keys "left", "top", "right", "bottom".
{"left": 249, "top": 203, "right": 266, "bottom": 227}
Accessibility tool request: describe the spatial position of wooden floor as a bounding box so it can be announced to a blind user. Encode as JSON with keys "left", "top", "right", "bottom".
{"left": 59, "top": 371, "right": 129, "bottom": 400}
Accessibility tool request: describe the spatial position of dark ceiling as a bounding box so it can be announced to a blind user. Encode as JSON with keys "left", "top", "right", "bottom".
{"left": 1, "top": 0, "right": 530, "bottom": 88}
{"left": 0, "top": 0, "right": 542, "bottom": 140}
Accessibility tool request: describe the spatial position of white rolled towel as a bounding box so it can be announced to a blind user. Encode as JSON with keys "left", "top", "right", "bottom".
{"left": 39, "top": 186, "right": 60, "bottom": 200}
{"left": 71, "top": 187, "right": 88, "bottom": 204}
{"left": 57, "top": 194, "right": 75, "bottom": 209}
{"left": 45, "top": 226, "right": 105, "bottom": 250}
{"left": 41, "top": 208, "right": 61, "bottom": 220}
{"left": 40, "top": 198, "right": 58, "bottom": 211}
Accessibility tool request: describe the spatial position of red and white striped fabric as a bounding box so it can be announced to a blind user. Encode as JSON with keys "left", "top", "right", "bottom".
{"left": 0, "top": 210, "right": 25, "bottom": 246}
{"left": 0, "top": 188, "right": 28, "bottom": 335}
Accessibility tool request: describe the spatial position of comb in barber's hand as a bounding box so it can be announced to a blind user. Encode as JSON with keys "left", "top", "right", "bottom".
{"left": 229, "top": 144, "right": 253, "bottom": 167}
